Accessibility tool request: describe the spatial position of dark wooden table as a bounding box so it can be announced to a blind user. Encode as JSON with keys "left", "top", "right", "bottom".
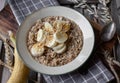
{"left": 0, "top": 5, "right": 18, "bottom": 38}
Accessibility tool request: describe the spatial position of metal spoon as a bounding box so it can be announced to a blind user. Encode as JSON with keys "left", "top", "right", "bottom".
{"left": 116, "top": 36, "right": 120, "bottom": 62}
{"left": 101, "top": 21, "right": 116, "bottom": 42}
{"left": 93, "top": 21, "right": 116, "bottom": 53}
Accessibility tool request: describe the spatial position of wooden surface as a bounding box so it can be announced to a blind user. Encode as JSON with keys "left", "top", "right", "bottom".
{"left": 0, "top": 5, "right": 18, "bottom": 38}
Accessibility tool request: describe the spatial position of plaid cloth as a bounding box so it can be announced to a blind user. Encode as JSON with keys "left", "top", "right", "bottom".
{"left": 8, "top": 0, "right": 114, "bottom": 83}
{"left": 43, "top": 59, "right": 114, "bottom": 83}
{"left": 8, "top": 0, "right": 59, "bottom": 25}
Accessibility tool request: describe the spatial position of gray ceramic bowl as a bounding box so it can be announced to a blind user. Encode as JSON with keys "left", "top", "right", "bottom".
{"left": 16, "top": 6, "right": 94, "bottom": 75}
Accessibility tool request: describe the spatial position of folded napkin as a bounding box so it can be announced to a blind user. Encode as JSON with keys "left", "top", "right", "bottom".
{"left": 8, "top": 0, "right": 114, "bottom": 83}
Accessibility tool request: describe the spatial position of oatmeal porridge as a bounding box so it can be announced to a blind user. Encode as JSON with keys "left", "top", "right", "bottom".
{"left": 27, "top": 16, "right": 83, "bottom": 66}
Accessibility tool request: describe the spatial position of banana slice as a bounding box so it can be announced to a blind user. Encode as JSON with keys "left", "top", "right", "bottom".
{"left": 54, "top": 44, "right": 66, "bottom": 54}
{"left": 53, "top": 20, "right": 62, "bottom": 32}
{"left": 44, "top": 22, "right": 54, "bottom": 33}
{"left": 53, "top": 43, "right": 64, "bottom": 51}
{"left": 31, "top": 43, "right": 44, "bottom": 56}
{"left": 54, "top": 31, "right": 68, "bottom": 43}
{"left": 37, "top": 29, "right": 45, "bottom": 42}
{"left": 56, "top": 21, "right": 63, "bottom": 32}
{"left": 53, "top": 20, "right": 70, "bottom": 32}
{"left": 62, "top": 21, "right": 70, "bottom": 32}
{"left": 45, "top": 35, "right": 57, "bottom": 48}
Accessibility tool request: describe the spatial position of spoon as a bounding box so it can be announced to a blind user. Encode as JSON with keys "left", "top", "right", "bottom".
{"left": 101, "top": 21, "right": 116, "bottom": 42}
{"left": 116, "top": 36, "right": 120, "bottom": 62}
{"left": 93, "top": 21, "right": 116, "bottom": 53}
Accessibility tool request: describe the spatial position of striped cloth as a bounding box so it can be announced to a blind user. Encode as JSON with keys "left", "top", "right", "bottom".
{"left": 8, "top": 0, "right": 114, "bottom": 83}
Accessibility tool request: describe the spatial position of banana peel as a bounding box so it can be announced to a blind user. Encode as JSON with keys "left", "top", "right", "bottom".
{"left": 7, "top": 31, "right": 30, "bottom": 83}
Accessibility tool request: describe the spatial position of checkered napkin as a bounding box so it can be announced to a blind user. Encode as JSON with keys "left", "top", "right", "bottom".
{"left": 8, "top": 0, "right": 59, "bottom": 25}
{"left": 8, "top": 0, "right": 114, "bottom": 83}
{"left": 43, "top": 59, "right": 114, "bottom": 83}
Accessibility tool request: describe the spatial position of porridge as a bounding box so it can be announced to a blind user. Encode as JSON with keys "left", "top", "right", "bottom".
{"left": 27, "top": 16, "right": 83, "bottom": 66}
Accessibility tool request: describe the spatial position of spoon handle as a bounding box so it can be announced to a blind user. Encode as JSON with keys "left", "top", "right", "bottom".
{"left": 116, "top": 35, "right": 120, "bottom": 62}
{"left": 117, "top": 35, "right": 120, "bottom": 43}
{"left": 113, "top": 45, "right": 116, "bottom": 60}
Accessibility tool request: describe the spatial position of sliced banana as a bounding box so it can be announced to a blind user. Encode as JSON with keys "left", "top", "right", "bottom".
{"left": 37, "top": 29, "right": 45, "bottom": 42}
{"left": 53, "top": 20, "right": 70, "bottom": 32}
{"left": 45, "top": 35, "right": 57, "bottom": 48}
{"left": 44, "top": 22, "right": 54, "bottom": 33}
{"left": 53, "top": 43, "right": 64, "bottom": 51}
{"left": 54, "top": 31, "right": 68, "bottom": 43}
{"left": 56, "top": 20, "right": 63, "bottom": 31}
{"left": 54, "top": 44, "right": 66, "bottom": 54}
{"left": 53, "top": 20, "right": 62, "bottom": 32}
{"left": 62, "top": 21, "right": 70, "bottom": 32}
{"left": 31, "top": 43, "right": 44, "bottom": 56}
